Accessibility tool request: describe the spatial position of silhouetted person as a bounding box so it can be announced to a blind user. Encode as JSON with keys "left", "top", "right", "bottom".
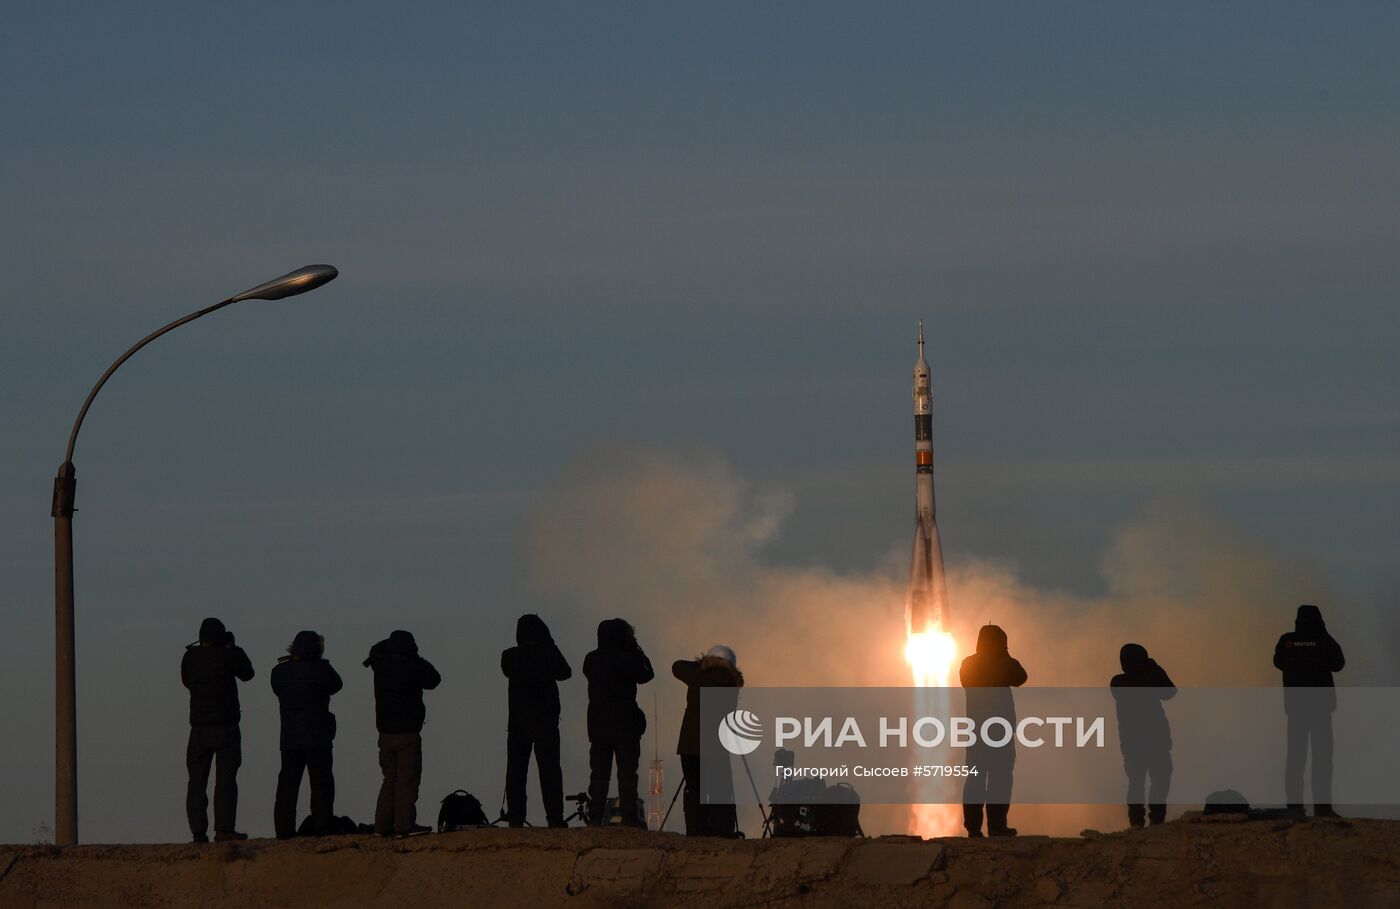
{"left": 501, "top": 614, "right": 572, "bottom": 827}
{"left": 1274, "top": 603, "right": 1345, "bottom": 818}
{"left": 1110, "top": 643, "right": 1176, "bottom": 828}
{"left": 271, "top": 631, "right": 343, "bottom": 838}
{"left": 582, "top": 618, "right": 654, "bottom": 826}
{"left": 181, "top": 617, "right": 254, "bottom": 843}
{"left": 960, "top": 624, "right": 1027, "bottom": 837}
{"left": 673, "top": 644, "right": 744, "bottom": 836}
{"left": 364, "top": 629, "right": 441, "bottom": 836}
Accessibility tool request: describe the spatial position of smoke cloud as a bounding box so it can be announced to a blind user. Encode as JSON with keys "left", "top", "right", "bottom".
{"left": 524, "top": 443, "right": 1352, "bottom": 834}
{"left": 525, "top": 444, "right": 910, "bottom": 687}
{"left": 526, "top": 444, "right": 1333, "bottom": 689}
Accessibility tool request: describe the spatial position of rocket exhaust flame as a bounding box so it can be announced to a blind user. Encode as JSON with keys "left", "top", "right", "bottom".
{"left": 905, "top": 629, "right": 957, "bottom": 687}
{"left": 904, "top": 322, "right": 961, "bottom": 836}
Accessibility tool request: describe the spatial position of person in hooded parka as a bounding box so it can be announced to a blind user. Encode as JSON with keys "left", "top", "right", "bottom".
{"left": 181, "top": 617, "right": 254, "bottom": 843}
{"left": 959, "top": 624, "right": 1027, "bottom": 837}
{"left": 271, "top": 630, "right": 343, "bottom": 838}
{"left": 501, "top": 614, "right": 572, "bottom": 827}
{"left": 1274, "top": 604, "right": 1346, "bottom": 818}
{"left": 1110, "top": 643, "right": 1176, "bottom": 828}
{"left": 582, "top": 618, "right": 653, "bottom": 826}
{"left": 364, "top": 629, "right": 441, "bottom": 836}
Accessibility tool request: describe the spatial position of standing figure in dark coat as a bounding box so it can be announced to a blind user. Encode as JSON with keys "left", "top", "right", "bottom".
{"left": 1110, "top": 643, "right": 1176, "bottom": 828}
{"left": 271, "top": 630, "right": 343, "bottom": 838}
{"left": 582, "top": 618, "right": 654, "bottom": 826}
{"left": 364, "top": 629, "right": 441, "bottom": 836}
{"left": 959, "top": 624, "right": 1028, "bottom": 837}
{"left": 181, "top": 617, "right": 255, "bottom": 843}
{"left": 501, "top": 614, "right": 572, "bottom": 827}
{"left": 1274, "top": 604, "right": 1346, "bottom": 818}
{"left": 673, "top": 644, "right": 744, "bottom": 836}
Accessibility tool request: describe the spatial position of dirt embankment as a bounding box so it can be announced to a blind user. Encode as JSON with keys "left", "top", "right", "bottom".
{"left": 3, "top": 814, "right": 1398, "bottom": 908}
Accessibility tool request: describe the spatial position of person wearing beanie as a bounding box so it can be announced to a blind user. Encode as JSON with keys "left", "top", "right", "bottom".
{"left": 672, "top": 644, "right": 744, "bottom": 836}
{"left": 500, "top": 614, "right": 573, "bottom": 827}
{"left": 364, "top": 630, "right": 441, "bottom": 836}
{"left": 959, "top": 624, "right": 1027, "bottom": 838}
{"left": 1110, "top": 643, "right": 1176, "bottom": 828}
{"left": 271, "top": 630, "right": 343, "bottom": 838}
{"left": 582, "top": 618, "right": 654, "bottom": 826}
{"left": 180, "top": 617, "right": 254, "bottom": 843}
{"left": 1274, "top": 604, "right": 1346, "bottom": 818}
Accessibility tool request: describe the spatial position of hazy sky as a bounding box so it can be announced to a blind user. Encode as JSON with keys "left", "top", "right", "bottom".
{"left": 2, "top": 3, "right": 1398, "bottom": 842}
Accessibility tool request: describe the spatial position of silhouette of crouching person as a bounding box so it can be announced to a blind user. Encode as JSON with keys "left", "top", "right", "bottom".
{"left": 1110, "top": 643, "right": 1175, "bottom": 828}
{"left": 271, "top": 630, "right": 342, "bottom": 838}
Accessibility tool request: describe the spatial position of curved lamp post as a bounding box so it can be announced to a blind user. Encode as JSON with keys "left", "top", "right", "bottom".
{"left": 51, "top": 264, "right": 338, "bottom": 845}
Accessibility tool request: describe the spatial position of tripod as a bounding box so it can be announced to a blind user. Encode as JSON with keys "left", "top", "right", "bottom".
{"left": 659, "top": 779, "right": 685, "bottom": 831}
{"left": 663, "top": 757, "right": 771, "bottom": 837}
{"left": 563, "top": 792, "right": 595, "bottom": 826}
{"left": 740, "top": 753, "right": 773, "bottom": 838}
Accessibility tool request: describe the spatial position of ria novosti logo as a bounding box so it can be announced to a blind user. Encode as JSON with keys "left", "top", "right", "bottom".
{"left": 717, "top": 709, "right": 764, "bottom": 755}
{"left": 713, "top": 711, "right": 1106, "bottom": 754}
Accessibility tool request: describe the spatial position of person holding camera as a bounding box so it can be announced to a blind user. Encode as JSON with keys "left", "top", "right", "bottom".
{"left": 1110, "top": 643, "right": 1176, "bottom": 828}
{"left": 364, "top": 629, "right": 441, "bottom": 836}
{"left": 181, "top": 617, "right": 255, "bottom": 843}
{"left": 1275, "top": 603, "right": 1346, "bottom": 818}
{"left": 271, "top": 630, "right": 343, "bottom": 838}
{"left": 959, "top": 623, "right": 1027, "bottom": 837}
{"left": 582, "top": 618, "right": 654, "bottom": 827}
{"left": 501, "top": 614, "right": 572, "bottom": 828}
{"left": 672, "top": 644, "right": 743, "bottom": 836}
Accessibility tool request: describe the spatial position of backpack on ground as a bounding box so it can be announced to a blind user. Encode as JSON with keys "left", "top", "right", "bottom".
{"left": 296, "top": 814, "right": 360, "bottom": 836}
{"left": 1202, "top": 789, "right": 1249, "bottom": 815}
{"left": 817, "top": 781, "right": 863, "bottom": 836}
{"left": 438, "top": 790, "right": 490, "bottom": 831}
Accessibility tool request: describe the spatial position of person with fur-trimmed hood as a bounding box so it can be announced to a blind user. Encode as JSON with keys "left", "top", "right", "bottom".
{"left": 1274, "top": 603, "right": 1346, "bottom": 818}
{"left": 501, "top": 614, "right": 572, "bottom": 827}
{"left": 181, "top": 617, "right": 254, "bottom": 843}
{"left": 582, "top": 618, "right": 654, "bottom": 826}
{"left": 271, "top": 630, "right": 342, "bottom": 838}
{"left": 673, "top": 645, "right": 744, "bottom": 836}
{"left": 364, "top": 629, "right": 441, "bottom": 836}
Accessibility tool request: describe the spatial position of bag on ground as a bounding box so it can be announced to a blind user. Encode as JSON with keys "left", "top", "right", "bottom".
{"left": 817, "top": 781, "right": 863, "bottom": 836}
{"left": 438, "top": 790, "right": 490, "bottom": 831}
{"left": 769, "top": 777, "right": 826, "bottom": 837}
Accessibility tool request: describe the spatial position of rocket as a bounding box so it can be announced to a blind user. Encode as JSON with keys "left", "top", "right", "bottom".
{"left": 907, "top": 321, "right": 950, "bottom": 635}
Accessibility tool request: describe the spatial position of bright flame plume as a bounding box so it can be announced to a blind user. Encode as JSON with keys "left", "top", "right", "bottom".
{"left": 905, "top": 629, "right": 958, "bottom": 688}
{"left": 906, "top": 627, "right": 962, "bottom": 837}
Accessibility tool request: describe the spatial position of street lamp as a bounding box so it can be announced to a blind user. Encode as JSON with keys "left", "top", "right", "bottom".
{"left": 50, "top": 264, "right": 338, "bottom": 845}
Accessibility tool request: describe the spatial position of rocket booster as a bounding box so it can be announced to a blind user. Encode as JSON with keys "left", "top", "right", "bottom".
{"left": 907, "top": 321, "right": 950, "bottom": 635}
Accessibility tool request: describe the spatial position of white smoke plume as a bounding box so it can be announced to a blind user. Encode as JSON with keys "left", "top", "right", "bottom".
{"left": 525, "top": 444, "right": 910, "bottom": 687}
{"left": 524, "top": 443, "right": 1348, "bottom": 833}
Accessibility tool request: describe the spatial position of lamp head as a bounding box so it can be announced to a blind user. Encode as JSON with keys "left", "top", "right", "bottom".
{"left": 228, "top": 264, "right": 338, "bottom": 303}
